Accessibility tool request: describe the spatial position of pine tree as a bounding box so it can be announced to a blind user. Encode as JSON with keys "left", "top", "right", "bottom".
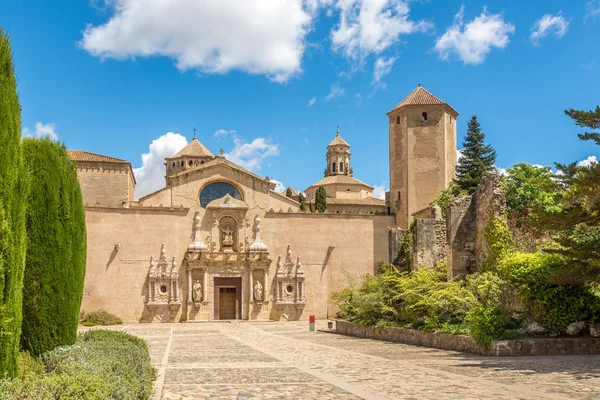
{"left": 0, "top": 29, "right": 29, "bottom": 377}
{"left": 285, "top": 187, "right": 293, "bottom": 197}
{"left": 298, "top": 192, "right": 306, "bottom": 211}
{"left": 535, "top": 106, "right": 600, "bottom": 283}
{"left": 20, "top": 138, "right": 87, "bottom": 356}
{"left": 315, "top": 186, "right": 327, "bottom": 212}
{"left": 454, "top": 116, "right": 497, "bottom": 194}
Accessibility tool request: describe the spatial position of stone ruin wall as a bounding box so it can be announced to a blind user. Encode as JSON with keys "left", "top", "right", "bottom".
{"left": 390, "top": 174, "right": 506, "bottom": 280}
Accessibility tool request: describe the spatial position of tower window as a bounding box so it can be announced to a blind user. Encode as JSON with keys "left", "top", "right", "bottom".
{"left": 396, "top": 116, "right": 400, "bottom": 124}
{"left": 332, "top": 162, "right": 337, "bottom": 173}
{"left": 189, "top": 160, "right": 193, "bottom": 166}
{"left": 422, "top": 112, "right": 428, "bottom": 121}
{"left": 340, "top": 162, "right": 344, "bottom": 172}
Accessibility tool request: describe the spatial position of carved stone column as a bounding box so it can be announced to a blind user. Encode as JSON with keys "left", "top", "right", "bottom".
{"left": 203, "top": 269, "right": 208, "bottom": 302}
{"left": 187, "top": 268, "right": 193, "bottom": 303}
{"left": 249, "top": 268, "right": 254, "bottom": 302}
{"left": 263, "top": 269, "right": 268, "bottom": 300}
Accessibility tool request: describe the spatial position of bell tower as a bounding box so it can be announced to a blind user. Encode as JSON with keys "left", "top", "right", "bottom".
{"left": 387, "top": 84, "right": 458, "bottom": 229}
{"left": 325, "top": 126, "right": 352, "bottom": 177}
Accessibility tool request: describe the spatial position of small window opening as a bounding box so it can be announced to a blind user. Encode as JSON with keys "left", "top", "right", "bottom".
{"left": 422, "top": 112, "right": 428, "bottom": 121}
{"left": 172, "top": 162, "right": 175, "bottom": 167}
{"left": 332, "top": 162, "right": 337, "bottom": 173}
{"left": 201, "top": 161, "right": 205, "bottom": 164}
{"left": 340, "top": 162, "right": 344, "bottom": 172}
{"left": 396, "top": 115, "right": 400, "bottom": 124}
{"left": 189, "top": 160, "right": 193, "bottom": 166}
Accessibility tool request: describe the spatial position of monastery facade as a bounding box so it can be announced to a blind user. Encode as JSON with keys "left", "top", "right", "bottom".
{"left": 70, "top": 85, "right": 457, "bottom": 322}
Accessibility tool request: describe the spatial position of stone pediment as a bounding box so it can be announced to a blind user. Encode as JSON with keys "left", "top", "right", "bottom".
{"left": 206, "top": 193, "right": 249, "bottom": 210}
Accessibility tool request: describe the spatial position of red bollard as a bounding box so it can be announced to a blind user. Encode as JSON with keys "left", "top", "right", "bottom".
{"left": 309, "top": 315, "right": 315, "bottom": 331}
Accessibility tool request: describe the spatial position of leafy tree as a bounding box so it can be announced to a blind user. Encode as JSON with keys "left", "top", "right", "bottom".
{"left": 536, "top": 106, "right": 600, "bottom": 283}
{"left": 298, "top": 192, "right": 306, "bottom": 211}
{"left": 0, "top": 29, "right": 29, "bottom": 377}
{"left": 502, "top": 163, "right": 560, "bottom": 251}
{"left": 315, "top": 186, "right": 327, "bottom": 212}
{"left": 285, "top": 187, "right": 293, "bottom": 197}
{"left": 20, "top": 138, "right": 87, "bottom": 356}
{"left": 454, "top": 116, "right": 497, "bottom": 194}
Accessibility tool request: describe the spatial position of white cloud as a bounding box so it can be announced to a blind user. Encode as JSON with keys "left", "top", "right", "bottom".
{"left": 331, "top": 0, "right": 431, "bottom": 61}
{"left": 134, "top": 132, "right": 188, "bottom": 199}
{"left": 214, "top": 129, "right": 236, "bottom": 139}
{"left": 373, "top": 182, "right": 387, "bottom": 200}
{"left": 372, "top": 56, "right": 396, "bottom": 89}
{"left": 325, "top": 84, "right": 345, "bottom": 100}
{"left": 530, "top": 12, "right": 570, "bottom": 45}
{"left": 22, "top": 122, "right": 59, "bottom": 141}
{"left": 80, "top": 0, "right": 314, "bottom": 83}
{"left": 585, "top": 0, "right": 600, "bottom": 23}
{"left": 224, "top": 137, "right": 279, "bottom": 172}
{"left": 581, "top": 61, "right": 595, "bottom": 70}
{"left": 307, "top": 97, "right": 316, "bottom": 107}
{"left": 270, "top": 179, "right": 286, "bottom": 192}
{"left": 434, "top": 6, "right": 515, "bottom": 65}
{"left": 457, "top": 149, "right": 464, "bottom": 163}
{"left": 495, "top": 166, "right": 508, "bottom": 176}
{"left": 577, "top": 155, "right": 598, "bottom": 167}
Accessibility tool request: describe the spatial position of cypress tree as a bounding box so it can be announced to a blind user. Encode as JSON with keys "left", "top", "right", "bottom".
{"left": 298, "top": 192, "right": 306, "bottom": 211}
{"left": 315, "top": 186, "right": 327, "bottom": 212}
{"left": 20, "top": 138, "right": 87, "bottom": 355}
{"left": 454, "top": 116, "right": 496, "bottom": 194}
{"left": 0, "top": 29, "right": 29, "bottom": 377}
{"left": 285, "top": 187, "right": 293, "bottom": 197}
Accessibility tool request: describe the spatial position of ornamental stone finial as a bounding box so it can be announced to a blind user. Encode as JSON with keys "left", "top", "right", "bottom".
{"left": 249, "top": 214, "right": 268, "bottom": 252}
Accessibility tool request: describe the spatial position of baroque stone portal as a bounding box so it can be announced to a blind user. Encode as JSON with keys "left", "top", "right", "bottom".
{"left": 145, "top": 244, "right": 181, "bottom": 315}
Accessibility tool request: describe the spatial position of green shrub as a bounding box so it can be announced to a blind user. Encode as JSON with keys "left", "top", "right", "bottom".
{"left": 468, "top": 305, "right": 512, "bottom": 349}
{"left": 0, "top": 29, "right": 30, "bottom": 378}
{"left": 482, "top": 216, "right": 514, "bottom": 272}
{"left": 20, "top": 138, "right": 87, "bottom": 357}
{"left": 519, "top": 284, "right": 600, "bottom": 332}
{"left": 0, "top": 330, "right": 155, "bottom": 399}
{"left": 331, "top": 266, "right": 400, "bottom": 326}
{"left": 80, "top": 310, "right": 123, "bottom": 326}
{"left": 497, "top": 251, "right": 567, "bottom": 285}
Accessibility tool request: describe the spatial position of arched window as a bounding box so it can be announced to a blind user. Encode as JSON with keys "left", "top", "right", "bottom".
{"left": 199, "top": 182, "right": 242, "bottom": 208}
{"left": 422, "top": 112, "right": 428, "bottom": 121}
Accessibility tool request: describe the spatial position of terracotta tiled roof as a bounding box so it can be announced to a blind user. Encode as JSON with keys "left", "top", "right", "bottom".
{"left": 172, "top": 137, "right": 214, "bottom": 158}
{"left": 67, "top": 150, "right": 129, "bottom": 164}
{"left": 327, "top": 197, "right": 385, "bottom": 206}
{"left": 306, "top": 174, "right": 373, "bottom": 190}
{"left": 389, "top": 85, "right": 458, "bottom": 115}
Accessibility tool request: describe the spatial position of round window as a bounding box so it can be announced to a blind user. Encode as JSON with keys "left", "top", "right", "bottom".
{"left": 159, "top": 284, "right": 168, "bottom": 294}
{"left": 199, "top": 182, "right": 242, "bottom": 208}
{"left": 285, "top": 284, "right": 294, "bottom": 294}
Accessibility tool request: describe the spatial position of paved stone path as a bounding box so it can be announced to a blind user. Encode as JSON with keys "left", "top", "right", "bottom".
{"left": 96, "top": 321, "right": 600, "bottom": 399}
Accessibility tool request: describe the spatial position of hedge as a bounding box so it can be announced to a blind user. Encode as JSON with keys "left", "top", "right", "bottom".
{"left": 20, "top": 138, "right": 87, "bottom": 356}
{"left": 0, "top": 330, "right": 156, "bottom": 399}
{"left": 0, "top": 29, "right": 29, "bottom": 378}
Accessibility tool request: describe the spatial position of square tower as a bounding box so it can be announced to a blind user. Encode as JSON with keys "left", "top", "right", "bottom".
{"left": 387, "top": 85, "right": 458, "bottom": 229}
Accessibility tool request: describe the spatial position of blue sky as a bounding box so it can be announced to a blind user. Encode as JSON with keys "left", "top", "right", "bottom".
{"left": 3, "top": 0, "right": 599, "bottom": 198}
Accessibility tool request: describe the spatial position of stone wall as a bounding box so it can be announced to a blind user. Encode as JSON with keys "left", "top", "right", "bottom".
{"left": 334, "top": 320, "right": 600, "bottom": 356}
{"left": 75, "top": 162, "right": 135, "bottom": 207}
{"left": 411, "top": 213, "right": 446, "bottom": 270}
{"left": 447, "top": 174, "right": 505, "bottom": 280}
{"left": 81, "top": 204, "right": 393, "bottom": 323}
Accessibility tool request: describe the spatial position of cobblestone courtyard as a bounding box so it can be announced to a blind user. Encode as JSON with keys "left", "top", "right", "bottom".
{"left": 101, "top": 321, "right": 600, "bottom": 399}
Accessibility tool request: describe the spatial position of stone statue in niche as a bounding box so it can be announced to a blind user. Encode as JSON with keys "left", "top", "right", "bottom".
{"left": 219, "top": 216, "right": 237, "bottom": 252}
{"left": 192, "top": 280, "right": 203, "bottom": 302}
{"left": 254, "top": 280, "right": 263, "bottom": 301}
